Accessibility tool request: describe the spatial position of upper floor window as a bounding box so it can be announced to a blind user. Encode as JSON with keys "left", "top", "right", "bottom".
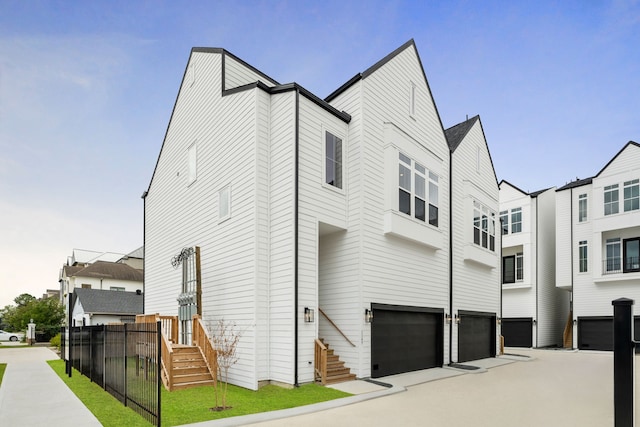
{"left": 110, "top": 286, "right": 125, "bottom": 292}
{"left": 578, "top": 241, "right": 588, "bottom": 273}
{"left": 604, "top": 184, "right": 619, "bottom": 215}
{"left": 578, "top": 194, "right": 587, "bottom": 222}
{"left": 623, "top": 238, "right": 640, "bottom": 273}
{"left": 511, "top": 207, "right": 522, "bottom": 233}
{"left": 325, "top": 131, "right": 343, "bottom": 189}
{"left": 503, "top": 253, "right": 523, "bottom": 283}
{"left": 399, "top": 152, "right": 438, "bottom": 227}
{"left": 474, "top": 201, "right": 496, "bottom": 251}
{"left": 500, "top": 210, "right": 508, "bottom": 235}
{"left": 623, "top": 179, "right": 639, "bottom": 212}
{"left": 605, "top": 238, "right": 621, "bottom": 273}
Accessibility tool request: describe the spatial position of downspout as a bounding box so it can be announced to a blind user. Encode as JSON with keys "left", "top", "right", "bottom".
{"left": 142, "top": 191, "right": 148, "bottom": 314}
{"left": 570, "top": 188, "right": 574, "bottom": 348}
{"left": 535, "top": 196, "right": 539, "bottom": 347}
{"left": 448, "top": 148, "right": 453, "bottom": 364}
{"left": 294, "top": 89, "right": 300, "bottom": 386}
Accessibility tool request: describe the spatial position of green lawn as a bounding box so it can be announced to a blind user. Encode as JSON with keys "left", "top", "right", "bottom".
{"left": 48, "top": 360, "right": 351, "bottom": 426}
{"left": 0, "top": 363, "right": 6, "bottom": 386}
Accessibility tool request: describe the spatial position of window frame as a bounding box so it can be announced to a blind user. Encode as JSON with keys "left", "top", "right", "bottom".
{"left": 324, "top": 130, "right": 343, "bottom": 190}
{"left": 474, "top": 201, "right": 496, "bottom": 252}
{"left": 511, "top": 207, "right": 522, "bottom": 234}
{"left": 623, "top": 237, "right": 640, "bottom": 273}
{"left": 578, "top": 241, "right": 588, "bottom": 273}
{"left": 578, "top": 194, "right": 587, "bottom": 222}
{"left": 398, "top": 151, "right": 439, "bottom": 227}
{"left": 605, "top": 237, "right": 622, "bottom": 273}
{"left": 500, "top": 210, "right": 508, "bottom": 235}
{"left": 623, "top": 179, "right": 639, "bottom": 212}
{"left": 604, "top": 184, "right": 619, "bottom": 216}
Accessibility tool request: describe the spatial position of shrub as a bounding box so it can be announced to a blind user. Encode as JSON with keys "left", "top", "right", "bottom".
{"left": 50, "top": 333, "right": 61, "bottom": 350}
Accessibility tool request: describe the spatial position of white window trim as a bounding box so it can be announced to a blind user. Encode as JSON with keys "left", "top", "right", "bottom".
{"left": 397, "top": 151, "right": 439, "bottom": 227}
{"left": 623, "top": 179, "right": 639, "bottom": 212}
{"left": 218, "top": 184, "right": 231, "bottom": 223}
{"left": 604, "top": 184, "right": 619, "bottom": 216}
{"left": 578, "top": 241, "right": 588, "bottom": 273}
{"left": 321, "top": 126, "right": 346, "bottom": 194}
{"left": 578, "top": 194, "right": 588, "bottom": 222}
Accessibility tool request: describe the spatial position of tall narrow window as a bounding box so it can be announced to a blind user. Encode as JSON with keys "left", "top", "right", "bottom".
{"left": 516, "top": 252, "right": 524, "bottom": 281}
{"left": 604, "top": 184, "right": 619, "bottom": 215}
{"left": 500, "top": 211, "right": 508, "bottom": 235}
{"left": 606, "top": 238, "right": 622, "bottom": 273}
{"left": 325, "top": 131, "right": 343, "bottom": 189}
{"left": 188, "top": 142, "right": 197, "bottom": 185}
{"left": 578, "top": 194, "right": 587, "bottom": 222}
{"left": 414, "top": 163, "right": 426, "bottom": 221}
{"left": 579, "top": 241, "right": 588, "bottom": 272}
{"left": 623, "top": 238, "right": 640, "bottom": 273}
{"left": 511, "top": 207, "right": 522, "bottom": 233}
{"left": 503, "top": 256, "right": 515, "bottom": 284}
{"left": 428, "top": 172, "right": 439, "bottom": 227}
{"left": 219, "top": 186, "right": 230, "bottom": 221}
{"left": 398, "top": 153, "right": 411, "bottom": 215}
{"left": 623, "top": 179, "right": 639, "bottom": 212}
{"left": 473, "top": 201, "right": 481, "bottom": 246}
{"left": 481, "top": 206, "right": 489, "bottom": 249}
{"left": 489, "top": 212, "right": 496, "bottom": 251}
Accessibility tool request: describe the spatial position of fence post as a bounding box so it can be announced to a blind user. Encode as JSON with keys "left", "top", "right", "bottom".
{"left": 157, "top": 320, "right": 162, "bottom": 427}
{"left": 612, "top": 297, "right": 635, "bottom": 427}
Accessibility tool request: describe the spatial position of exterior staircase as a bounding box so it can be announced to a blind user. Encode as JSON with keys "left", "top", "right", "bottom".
{"left": 168, "top": 345, "right": 216, "bottom": 390}
{"left": 316, "top": 339, "right": 356, "bottom": 385}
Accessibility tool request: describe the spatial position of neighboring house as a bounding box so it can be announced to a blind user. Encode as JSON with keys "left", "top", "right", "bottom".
{"left": 118, "top": 246, "right": 144, "bottom": 270}
{"left": 500, "top": 180, "right": 569, "bottom": 348}
{"left": 556, "top": 141, "right": 640, "bottom": 350}
{"left": 144, "top": 40, "right": 501, "bottom": 390}
{"left": 71, "top": 288, "right": 143, "bottom": 326}
{"left": 445, "top": 115, "right": 501, "bottom": 362}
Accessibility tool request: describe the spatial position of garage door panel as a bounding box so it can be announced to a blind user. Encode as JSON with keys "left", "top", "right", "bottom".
{"left": 578, "top": 317, "right": 613, "bottom": 351}
{"left": 458, "top": 312, "right": 496, "bottom": 363}
{"left": 371, "top": 307, "right": 442, "bottom": 378}
{"left": 502, "top": 318, "right": 533, "bottom": 347}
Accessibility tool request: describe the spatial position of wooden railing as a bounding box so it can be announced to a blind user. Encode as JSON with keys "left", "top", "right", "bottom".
{"left": 563, "top": 310, "right": 573, "bottom": 349}
{"left": 318, "top": 308, "right": 356, "bottom": 347}
{"left": 160, "top": 332, "right": 174, "bottom": 390}
{"left": 192, "top": 314, "right": 218, "bottom": 388}
{"left": 136, "top": 314, "right": 178, "bottom": 390}
{"left": 314, "top": 339, "right": 328, "bottom": 385}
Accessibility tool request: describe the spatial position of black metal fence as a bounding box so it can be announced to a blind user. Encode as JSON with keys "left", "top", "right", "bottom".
{"left": 64, "top": 322, "right": 161, "bottom": 426}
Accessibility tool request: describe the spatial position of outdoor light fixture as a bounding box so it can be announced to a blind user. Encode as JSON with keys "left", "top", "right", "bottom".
{"left": 445, "top": 314, "right": 452, "bottom": 324}
{"left": 533, "top": 319, "right": 537, "bottom": 325}
{"left": 365, "top": 309, "right": 373, "bottom": 323}
{"left": 497, "top": 317, "right": 502, "bottom": 325}
{"left": 454, "top": 314, "right": 461, "bottom": 324}
{"left": 304, "top": 307, "right": 315, "bottom": 323}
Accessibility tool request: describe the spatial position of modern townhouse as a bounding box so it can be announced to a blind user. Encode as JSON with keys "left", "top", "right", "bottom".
{"left": 556, "top": 141, "right": 640, "bottom": 350}
{"left": 143, "top": 40, "right": 501, "bottom": 390}
{"left": 499, "top": 181, "right": 569, "bottom": 348}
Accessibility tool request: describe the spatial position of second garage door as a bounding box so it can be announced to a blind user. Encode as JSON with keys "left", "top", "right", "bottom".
{"left": 371, "top": 303, "right": 443, "bottom": 378}
{"left": 502, "top": 318, "right": 533, "bottom": 348}
{"left": 458, "top": 310, "right": 496, "bottom": 362}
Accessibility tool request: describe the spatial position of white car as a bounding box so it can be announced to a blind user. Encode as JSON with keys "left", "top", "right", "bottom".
{"left": 0, "top": 330, "right": 24, "bottom": 342}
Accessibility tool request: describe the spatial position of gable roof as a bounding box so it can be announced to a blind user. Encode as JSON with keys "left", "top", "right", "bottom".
{"left": 71, "top": 261, "right": 143, "bottom": 282}
{"left": 556, "top": 177, "right": 594, "bottom": 192}
{"left": 445, "top": 115, "right": 480, "bottom": 153}
{"left": 74, "top": 288, "right": 143, "bottom": 315}
{"left": 594, "top": 140, "right": 640, "bottom": 178}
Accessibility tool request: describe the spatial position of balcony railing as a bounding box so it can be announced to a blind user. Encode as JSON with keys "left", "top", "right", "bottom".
{"left": 602, "top": 257, "right": 640, "bottom": 275}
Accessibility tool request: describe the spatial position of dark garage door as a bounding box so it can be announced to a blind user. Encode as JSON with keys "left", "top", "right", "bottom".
{"left": 578, "top": 317, "right": 613, "bottom": 351}
{"left": 371, "top": 304, "right": 443, "bottom": 378}
{"left": 502, "top": 318, "right": 533, "bottom": 348}
{"left": 458, "top": 311, "right": 496, "bottom": 363}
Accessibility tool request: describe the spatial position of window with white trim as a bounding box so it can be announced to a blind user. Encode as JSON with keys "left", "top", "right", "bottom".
{"left": 605, "top": 238, "right": 622, "bottom": 273}
{"left": 500, "top": 210, "right": 508, "bottom": 235}
{"left": 398, "top": 152, "right": 438, "bottom": 227}
{"left": 511, "top": 207, "right": 522, "bottom": 233}
{"left": 218, "top": 186, "right": 230, "bottom": 221}
{"left": 604, "top": 184, "right": 619, "bottom": 215}
{"left": 623, "top": 179, "right": 639, "bottom": 212}
{"left": 578, "top": 194, "right": 587, "bottom": 222}
{"left": 503, "top": 252, "right": 523, "bottom": 283}
{"left": 578, "top": 241, "right": 588, "bottom": 273}
{"left": 325, "top": 131, "right": 343, "bottom": 189}
{"left": 473, "top": 201, "right": 496, "bottom": 252}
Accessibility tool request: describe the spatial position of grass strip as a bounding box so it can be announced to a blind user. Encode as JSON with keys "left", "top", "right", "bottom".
{"left": 48, "top": 359, "right": 351, "bottom": 426}
{"left": 0, "top": 363, "right": 5, "bottom": 386}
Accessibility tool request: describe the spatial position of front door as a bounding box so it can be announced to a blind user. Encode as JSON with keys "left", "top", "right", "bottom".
{"left": 172, "top": 246, "right": 201, "bottom": 345}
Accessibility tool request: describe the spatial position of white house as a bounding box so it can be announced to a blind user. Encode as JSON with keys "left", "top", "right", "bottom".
{"left": 71, "top": 288, "right": 143, "bottom": 326}
{"left": 500, "top": 181, "right": 569, "bottom": 348}
{"left": 445, "top": 115, "right": 501, "bottom": 362}
{"left": 556, "top": 141, "right": 640, "bottom": 350}
{"left": 144, "top": 40, "right": 501, "bottom": 390}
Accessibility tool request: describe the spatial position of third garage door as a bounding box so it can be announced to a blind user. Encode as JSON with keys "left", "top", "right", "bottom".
{"left": 502, "top": 318, "right": 533, "bottom": 348}
{"left": 458, "top": 311, "right": 496, "bottom": 362}
{"left": 371, "top": 303, "right": 443, "bottom": 378}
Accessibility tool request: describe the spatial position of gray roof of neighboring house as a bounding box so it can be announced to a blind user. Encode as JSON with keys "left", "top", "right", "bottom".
{"left": 444, "top": 115, "right": 479, "bottom": 153}
{"left": 556, "top": 177, "right": 594, "bottom": 192}
{"left": 74, "top": 288, "right": 143, "bottom": 315}
{"left": 71, "top": 261, "right": 143, "bottom": 282}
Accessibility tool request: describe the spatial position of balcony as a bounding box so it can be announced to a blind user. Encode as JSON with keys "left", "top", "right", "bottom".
{"left": 595, "top": 257, "right": 640, "bottom": 283}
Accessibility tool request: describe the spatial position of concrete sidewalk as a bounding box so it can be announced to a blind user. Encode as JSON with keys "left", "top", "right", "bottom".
{"left": 0, "top": 346, "right": 101, "bottom": 427}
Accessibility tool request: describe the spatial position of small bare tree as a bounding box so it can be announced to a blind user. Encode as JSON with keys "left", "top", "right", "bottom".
{"left": 208, "top": 318, "right": 242, "bottom": 411}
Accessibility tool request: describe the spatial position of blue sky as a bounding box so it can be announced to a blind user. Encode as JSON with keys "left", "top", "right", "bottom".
{"left": 0, "top": 0, "right": 638, "bottom": 308}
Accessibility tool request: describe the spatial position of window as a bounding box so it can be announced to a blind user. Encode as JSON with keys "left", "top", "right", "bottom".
{"left": 81, "top": 284, "right": 91, "bottom": 289}
{"left": 623, "top": 238, "right": 640, "bottom": 273}
{"left": 503, "top": 253, "right": 523, "bottom": 283}
{"left": 578, "top": 194, "right": 587, "bottom": 222}
{"left": 500, "top": 211, "right": 508, "bottom": 235}
{"left": 604, "top": 184, "right": 619, "bottom": 215}
{"left": 511, "top": 207, "right": 522, "bottom": 233}
{"left": 474, "top": 201, "right": 496, "bottom": 252}
{"left": 325, "top": 131, "right": 343, "bottom": 189}
{"left": 623, "top": 179, "right": 639, "bottom": 212}
{"left": 187, "top": 142, "right": 197, "bottom": 185}
{"left": 579, "top": 241, "right": 588, "bottom": 273}
{"left": 219, "top": 186, "right": 230, "bottom": 221}
{"left": 605, "top": 238, "right": 622, "bottom": 273}
{"left": 398, "top": 152, "right": 439, "bottom": 227}
{"left": 110, "top": 286, "right": 125, "bottom": 292}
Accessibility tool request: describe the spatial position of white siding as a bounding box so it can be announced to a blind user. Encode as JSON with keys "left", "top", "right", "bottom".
{"left": 450, "top": 120, "right": 500, "bottom": 361}
{"left": 224, "top": 53, "right": 277, "bottom": 90}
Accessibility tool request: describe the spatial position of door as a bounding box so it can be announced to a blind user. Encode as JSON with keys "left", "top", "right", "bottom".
{"left": 502, "top": 318, "right": 533, "bottom": 347}
{"left": 172, "top": 246, "right": 202, "bottom": 345}
{"left": 458, "top": 311, "right": 496, "bottom": 362}
{"left": 578, "top": 317, "right": 613, "bottom": 351}
{"left": 371, "top": 304, "right": 443, "bottom": 378}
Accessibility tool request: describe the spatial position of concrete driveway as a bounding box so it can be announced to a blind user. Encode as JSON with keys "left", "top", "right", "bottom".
{"left": 237, "top": 349, "right": 634, "bottom": 427}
